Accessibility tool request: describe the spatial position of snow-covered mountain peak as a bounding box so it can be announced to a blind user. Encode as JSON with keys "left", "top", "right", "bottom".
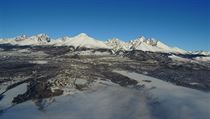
{"left": 78, "top": 33, "right": 88, "bottom": 36}
{"left": 105, "top": 35, "right": 187, "bottom": 53}
{"left": 130, "top": 36, "right": 146, "bottom": 43}
{"left": 75, "top": 33, "right": 90, "bottom": 39}
{"left": 29, "top": 34, "right": 50, "bottom": 43}
{"left": 127, "top": 36, "right": 187, "bottom": 54}
{"left": 36, "top": 33, "right": 48, "bottom": 37}
{"left": 105, "top": 38, "right": 131, "bottom": 51}
{"left": 190, "top": 51, "right": 210, "bottom": 56}
{"left": 106, "top": 38, "right": 123, "bottom": 43}
{"left": 0, "top": 34, "right": 51, "bottom": 46}
{"left": 69, "top": 33, "right": 97, "bottom": 42}
{"left": 52, "top": 33, "right": 110, "bottom": 49}
{"left": 129, "top": 36, "right": 158, "bottom": 46}
{"left": 138, "top": 36, "right": 146, "bottom": 42}
{"left": 15, "top": 35, "right": 28, "bottom": 41}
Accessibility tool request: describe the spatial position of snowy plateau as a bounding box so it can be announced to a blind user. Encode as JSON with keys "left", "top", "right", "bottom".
{"left": 0, "top": 33, "right": 210, "bottom": 119}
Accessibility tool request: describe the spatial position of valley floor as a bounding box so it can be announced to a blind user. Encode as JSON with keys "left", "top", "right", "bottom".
{"left": 0, "top": 46, "right": 210, "bottom": 119}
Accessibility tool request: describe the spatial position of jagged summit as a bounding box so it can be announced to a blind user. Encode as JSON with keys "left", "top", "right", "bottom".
{"left": 105, "top": 38, "right": 131, "bottom": 51}
{"left": 125, "top": 36, "right": 187, "bottom": 54}
{"left": 30, "top": 34, "right": 50, "bottom": 42}
{"left": 15, "top": 35, "right": 28, "bottom": 41}
{"left": 105, "top": 36, "right": 187, "bottom": 54}
{"left": 131, "top": 36, "right": 147, "bottom": 42}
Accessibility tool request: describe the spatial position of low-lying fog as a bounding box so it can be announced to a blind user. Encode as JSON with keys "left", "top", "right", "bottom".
{"left": 0, "top": 71, "right": 210, "bottom": 119}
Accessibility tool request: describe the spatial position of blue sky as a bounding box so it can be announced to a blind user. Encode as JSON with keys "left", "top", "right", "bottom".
{"left": 0, "top": 0, "right": 209, "bottom": 51}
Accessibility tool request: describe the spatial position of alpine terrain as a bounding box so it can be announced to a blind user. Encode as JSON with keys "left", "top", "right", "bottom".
{"left": 0, "top": 33, "right": 210, "bottom": 119}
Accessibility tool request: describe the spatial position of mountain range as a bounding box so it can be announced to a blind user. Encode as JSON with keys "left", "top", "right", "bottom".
{"left": 0, "top": 33, "right": 209, "bottom": 55}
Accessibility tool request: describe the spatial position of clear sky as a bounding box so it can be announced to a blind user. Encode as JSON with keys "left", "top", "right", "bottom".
{"left": 0, "top": 0, "right": 209, "bottom": 51}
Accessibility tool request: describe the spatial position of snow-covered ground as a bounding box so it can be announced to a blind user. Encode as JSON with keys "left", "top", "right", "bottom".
{"left": 0, "top": 83, "right": 27, "bottom": 109}
{"left": 29, "top": 60, "right": 48, "bottom": 64}
{"left": 0, "top": 71, "right": 209, "bottom": 119}
{"left": 69, "top": 50, "right": 111, "bottom": 56}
